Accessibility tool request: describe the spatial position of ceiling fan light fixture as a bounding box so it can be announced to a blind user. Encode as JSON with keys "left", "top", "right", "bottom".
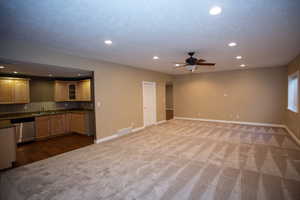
{"left": 104, "top": 40, "right": 112, "bottom": 45}
{"left": 228, "top": 42, "right": 237, "bottom": 47}
{"left": 186, "top": 65, "right": 196, "bottom": 71}
{"left": 209, "top": 6, "right": 222, "bottom": 15}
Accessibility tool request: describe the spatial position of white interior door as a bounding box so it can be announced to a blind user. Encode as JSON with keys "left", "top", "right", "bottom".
{"left": 143, "top": 81, "right": 157, "bottom": 127}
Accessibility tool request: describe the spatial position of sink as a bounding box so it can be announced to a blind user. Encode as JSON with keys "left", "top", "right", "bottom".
{"left": 31, "top": 111, "right": 57, "bottom": 116}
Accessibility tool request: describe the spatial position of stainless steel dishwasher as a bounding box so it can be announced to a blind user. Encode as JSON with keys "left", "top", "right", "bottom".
{"left": 11, "top": 117, "right": 35, "bottom": 144}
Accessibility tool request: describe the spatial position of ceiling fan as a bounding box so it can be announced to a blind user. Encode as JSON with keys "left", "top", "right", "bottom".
{"left": 174, "top": 52, "right": 215, "bottom": 72}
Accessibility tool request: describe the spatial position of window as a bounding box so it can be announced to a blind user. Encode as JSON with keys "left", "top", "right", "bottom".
{"left": 288, "top": 71, "right": 299, "bottom": 113}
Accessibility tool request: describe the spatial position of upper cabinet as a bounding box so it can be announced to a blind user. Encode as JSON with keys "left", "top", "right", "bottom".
{"left": 54, "top": 79, "right": 91, "bottom": 102}
{"left": 0, "top": 78, "right": 30, "bottom": 104}
{"left": 54, "top": 81, "right": 69, "bottom": 102}
{"left": 14, "top": 79, "right": 30, "bottom": 103}
{"left": 0, "top": 79, "right": 14, "bottom": 103}
{"left": 77, "top": 79, "right": 91, "bottom": 101}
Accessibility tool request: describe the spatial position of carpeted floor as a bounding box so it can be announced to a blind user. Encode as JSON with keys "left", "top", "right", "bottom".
{"left": 1, "top": 119, "right": 300, "bottom": 200}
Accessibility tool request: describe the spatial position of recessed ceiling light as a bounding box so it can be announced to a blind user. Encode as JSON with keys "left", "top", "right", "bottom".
{"left": 240, "top": 64, "right": 246, "bottom": 67}
{"left": 236, "top": 56, "right": 242, "bottom": 59}
{"left": 209, "top": 6, "right": 222, "bottom": 15}
{"left": 228, "top": 42, "right": 237, "bottom": 47}
{"left": 175, "top": 64, "right": 181, "bottom": 67}
{"left": 0, "top": 66, "right": 4, "bottom": 69}
{"left": 104, "top": 40, "right": 112, "bottom": 45}
{"left": 13, "top": 71, "right": 18, "bottom": 74}
{"left": 48, "top": 74, "right": 53, "bottom": 77}
{"left": 153, "top": 56, "right": 159, "bottom": 60}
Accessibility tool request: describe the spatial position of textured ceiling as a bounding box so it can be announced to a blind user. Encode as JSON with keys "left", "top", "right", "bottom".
{"left": 1, "top": 0, "right": 300, "bottom": 74}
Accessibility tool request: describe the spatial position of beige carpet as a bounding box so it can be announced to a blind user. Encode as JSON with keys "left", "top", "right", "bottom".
{"left": 1, "top": 119, "right": 300, "bottom": 200}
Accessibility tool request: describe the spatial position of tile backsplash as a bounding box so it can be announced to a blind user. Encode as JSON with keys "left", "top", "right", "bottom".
{"left": 0, "top": 101, "right": 93, "bottom": 115}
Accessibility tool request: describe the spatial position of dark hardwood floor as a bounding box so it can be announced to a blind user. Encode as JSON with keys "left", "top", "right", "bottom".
{"left": 15, "top": 133, "right": 94, "bottom": 167}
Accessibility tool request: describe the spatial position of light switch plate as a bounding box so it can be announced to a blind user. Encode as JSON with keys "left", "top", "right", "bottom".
{"left": 97, "top": 101, "right": 101, "bottom": 107}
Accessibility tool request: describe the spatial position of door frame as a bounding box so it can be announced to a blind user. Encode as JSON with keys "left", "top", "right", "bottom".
{"left": 142, "top": 81, "right": 157, "bottom": 127}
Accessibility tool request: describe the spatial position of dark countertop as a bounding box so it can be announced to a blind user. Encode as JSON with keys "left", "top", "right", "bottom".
{"left": 0, "top": 109, "right": 94, "bottom": 122}
{"left": 0, "top": 120, "right": 15, "bottom": 129}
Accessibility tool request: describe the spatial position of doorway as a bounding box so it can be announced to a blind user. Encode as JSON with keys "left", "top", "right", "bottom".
{"left": 143, "top": 81, "right": 156, "bottom": 127}
{"left": 166, "top": 83, "right": 174, "bottom": 120}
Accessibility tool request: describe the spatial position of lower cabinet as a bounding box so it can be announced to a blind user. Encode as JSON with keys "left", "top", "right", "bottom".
{"left": 35, "top": 112, "right": 91, "bottom": 139}
{"left": 0, "top": 126, "right": 16, "bottom": 169}
{"left": 35, "top": 116, "right": 51, "bottom": 139}
{"left": 70, "top": 113, "right": 86, "bottom": 134}
{"left": 50, "top": 114, "right": 66, "bottom": 136}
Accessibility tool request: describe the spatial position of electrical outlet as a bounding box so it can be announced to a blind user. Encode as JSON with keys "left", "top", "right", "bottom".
{"left": 97, "top": 101, "right": 101, "bottom": 107}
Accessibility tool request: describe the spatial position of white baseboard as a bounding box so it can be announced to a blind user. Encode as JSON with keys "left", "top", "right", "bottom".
{"left": 132, "top": 126, "right": 145, "bottom": 132}
{"left": 174, "top": 117, "right": 285, "bottom": 128}
{"left": 174, "top": 116, "right": 300, "bottom": 146}
{"left": 155, "top": 120, "right": 167, "bottom": 125}
{"left": 94, "top": 126, "right": 145, "bottom": 144}
{"left": 94, "top": 135, "right": 118, "bottom": 144}
{"left": 284, "top": 126, "right": 300, "bottom": 146}
{"left": 94, "top": 120, "right": 168, "bottom": 144}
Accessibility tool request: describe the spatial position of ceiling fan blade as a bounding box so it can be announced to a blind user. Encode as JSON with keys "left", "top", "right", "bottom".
{"left": 197, "top": 63, "right": 215, "bottom": 66}
{"left": 173, "top": 64, "right": 187, "bottom": 69}
{"left": 196, "top": 59, "right": 206, "bottom": 63}
{"left": 173, "top": 63, "right": 186, "bottom": 65}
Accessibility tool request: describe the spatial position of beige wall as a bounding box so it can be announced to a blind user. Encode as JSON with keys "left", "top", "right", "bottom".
{"left": 93, "top": 65, "right": 169, "bottom": 138}
{"left": 285, "top": 54, "right": 300, "bottom": 139}
{"left": 30, "top": 78, "right": 54, "bottom": 102}
{"left": 1, "top": 39, "right": 295, "bottom": 140}
{"left": 174, "top": 67, "right": 287, "bottom": 124}
{"left": 166, "top": 85, "right": 173, "bottom": 109}
{"left": 0, "top": 39, "right": 171, "bottom": 139}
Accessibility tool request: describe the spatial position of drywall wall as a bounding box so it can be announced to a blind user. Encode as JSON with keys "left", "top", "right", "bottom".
{"left": 173, "top": 66, "right": 287, "bottom": 124}
{"left": 30, "top": 78, "right": 54, "bottom": 102}
{"left": 166, "top": 85, "right": 173, "bottom": 109}
{"left": 285, "top": 54, "right": 300, "bottom": 139}
{"left": 0, "top": 39, "right": 171, "bottom": 139}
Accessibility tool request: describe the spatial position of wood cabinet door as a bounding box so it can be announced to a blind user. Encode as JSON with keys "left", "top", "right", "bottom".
{"left": 64, "top": 113, "right": 72, "bottom": 133}
{"left": 76, "top": 79, "right": 91, "bottom": 101}
{"left": 54, "top": 81, "right": 69, "bottom": 102}
{"left": 81, "top": 79, "right": 91, "bottom": 101}
{"left": 76, "top": 82, "right": 83, "bottom": 101}
{"left": 35, "top": 116, "right": 50, "bottom": 139}
{"left": 0, "top": 79, "right": 14, "bottom": 104}
{"left": 50, "top": 114, "right": 66, "bottom": 136}
{"left": 70, "top": 113, "right": 86, "bottom": 134}
{"left": 14, "top": 79, "right": 30, "bottom": 103}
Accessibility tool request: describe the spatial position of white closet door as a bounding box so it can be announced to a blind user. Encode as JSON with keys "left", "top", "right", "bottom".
{"left": 143, "top": 81, "right": 156, "bottom": 127}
